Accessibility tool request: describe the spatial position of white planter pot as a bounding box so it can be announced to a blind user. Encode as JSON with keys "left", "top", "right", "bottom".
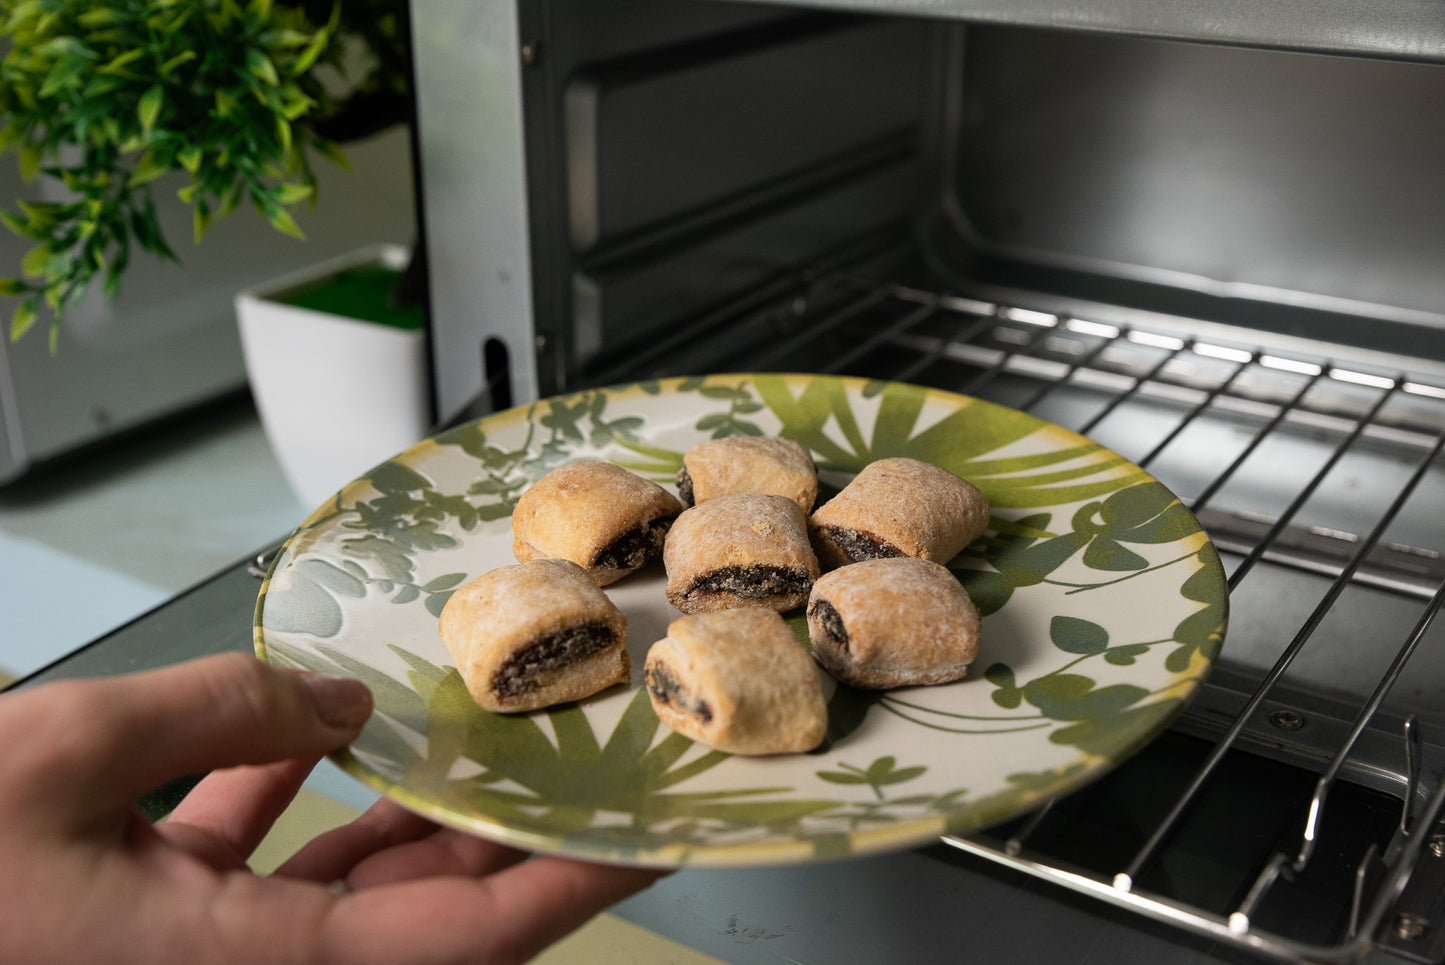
{"left": 236, "top": 244, "right": 430, "bottom": 509}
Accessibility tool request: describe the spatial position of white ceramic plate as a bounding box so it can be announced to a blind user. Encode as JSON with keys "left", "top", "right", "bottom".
{"left": 255, "top": 374, "right": 1228, "bottom": 867}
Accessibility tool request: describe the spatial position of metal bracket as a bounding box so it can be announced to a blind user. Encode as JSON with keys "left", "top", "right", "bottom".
{"left": 1374, "top": 823, "right": 1445, "bottom": 963}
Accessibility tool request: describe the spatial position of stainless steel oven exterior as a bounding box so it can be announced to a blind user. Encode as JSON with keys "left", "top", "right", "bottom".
{"left": 409, "top": 2, "right": 1445, "bottom": 961}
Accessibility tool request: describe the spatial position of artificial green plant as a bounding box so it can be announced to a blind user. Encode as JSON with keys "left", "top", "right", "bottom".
{"left": 0, "top": 0, "right": 411, "bottom": 350}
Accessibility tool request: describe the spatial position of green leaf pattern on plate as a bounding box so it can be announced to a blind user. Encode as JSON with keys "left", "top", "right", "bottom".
{"left": 255, "top": 374, "right": 1228, "bottom": 866}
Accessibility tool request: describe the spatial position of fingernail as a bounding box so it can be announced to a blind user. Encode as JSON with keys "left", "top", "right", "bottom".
{"left": 299, "top": 672, "right": 373, "bottom": 729}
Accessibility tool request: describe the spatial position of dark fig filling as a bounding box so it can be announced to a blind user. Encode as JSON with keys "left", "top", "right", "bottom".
{"left": 646, "top": 662, "right": 712, "bottom": 724}
{"left": 808, "top": 598, "right": 850, "bottom": 653}
{"left": 676, "top": 468, "right": 695, "bottom": 507}
{"left": 819, "top": 525, "right": 903, "bottom": 563}
{"left": 686, "top": 565, "right": 812, "bottom": 601}
{"left": 595, "top": 516, "right": 676, "bottom": 571}
{"left": 492, "top": 621, "right": 617, "bottom": 698}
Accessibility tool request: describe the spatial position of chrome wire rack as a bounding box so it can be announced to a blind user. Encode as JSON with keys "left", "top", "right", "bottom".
{"left": 610, "top": 266, "right": 1445, "bottom": 964}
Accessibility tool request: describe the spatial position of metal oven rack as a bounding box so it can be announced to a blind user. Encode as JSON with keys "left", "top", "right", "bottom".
{"left": 594, "top": 263, "right": 1445, "bottom": 964}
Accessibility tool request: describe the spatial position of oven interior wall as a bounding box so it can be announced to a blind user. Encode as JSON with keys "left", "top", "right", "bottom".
{"left": 938, "top": 26, "right": 1445, "bottom": 362}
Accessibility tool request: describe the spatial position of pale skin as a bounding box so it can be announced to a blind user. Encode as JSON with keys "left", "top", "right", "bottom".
{"left": 0, "top": 652, "right": 665, "bottom": 965}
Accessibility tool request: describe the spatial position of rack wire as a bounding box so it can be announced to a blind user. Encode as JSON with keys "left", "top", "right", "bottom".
{"left": 639, "top": 268, "right": 1445, "bottom": 963}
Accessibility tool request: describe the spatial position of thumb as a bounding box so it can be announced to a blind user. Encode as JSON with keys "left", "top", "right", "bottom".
{"left": 8, "top": 652, "right": 371, "bottom": 824}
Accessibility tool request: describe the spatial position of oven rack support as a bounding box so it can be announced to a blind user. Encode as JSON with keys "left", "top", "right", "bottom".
{"left": 748, "top": 274, "right": 1445, "bottom": 964}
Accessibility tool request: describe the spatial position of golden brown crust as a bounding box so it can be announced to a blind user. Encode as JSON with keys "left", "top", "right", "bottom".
{"left": 808, "top": 457, "right": 990, "bottom": 569}
{"left": 678, "top": 436, "right": 818, "bottom": 512}
{"left": 663, "top": 492, "right": 820, "bottom": 613}
{"left": 511, "top": 460, "right": 682, "bottom": 586}
{"left": 806, "top": 557, "right": 979, "bottom": 689}
{"left": 644, "top": 608, "right": 828, "bottom": 754}
{"left": 438, "top": 558, "right": 629, "bottom": 713}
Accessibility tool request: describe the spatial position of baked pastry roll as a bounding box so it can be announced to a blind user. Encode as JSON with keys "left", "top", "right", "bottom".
{"left": 645, "top": 608, "right": 828, "bottom": 755}
{"left": 807, "top": 557, "right": 980, "bottom": 689}
{"left": 676, "top": 436, "right": 818, "bottom": 513}
{"left": 512, "top": 460, "right": 682, "bottom": 586}
{"left": 809, "top": 457, "right": 990, "bottom": 569}
{"left": 663, "top": 492, "right": 820, "bottom": 613}
{"left": 438, "top": 558, "right": 629, "bottom": 713}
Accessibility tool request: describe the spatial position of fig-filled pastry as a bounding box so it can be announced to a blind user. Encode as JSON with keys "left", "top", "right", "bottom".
{"left": 644, "top": 607, "right": 828, "bottom": 755}
{"left": 438, "top": 558, "right": 630, "bottom": 713}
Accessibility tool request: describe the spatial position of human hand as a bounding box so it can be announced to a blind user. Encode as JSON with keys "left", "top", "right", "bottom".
{"left": 0, "top": 652, "right": 665, "bottom": 965}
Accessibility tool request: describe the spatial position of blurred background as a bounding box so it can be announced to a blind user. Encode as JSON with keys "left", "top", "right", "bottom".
{"left": 0, "top": 125, "right": 414, "bottom": 682}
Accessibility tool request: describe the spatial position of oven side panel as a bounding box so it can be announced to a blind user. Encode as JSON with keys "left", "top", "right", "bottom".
{"left": 413, "top": 0, "right": 937, "bottom": 415}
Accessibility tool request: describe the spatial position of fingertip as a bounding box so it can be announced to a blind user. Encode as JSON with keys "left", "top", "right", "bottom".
{"left": 294, "top": 671, "right": 373, "bottom": 731}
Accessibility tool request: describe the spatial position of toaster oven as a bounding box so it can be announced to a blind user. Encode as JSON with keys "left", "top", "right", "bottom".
{"left": 408, "top": 1, "right": 1445, "bottom": 961}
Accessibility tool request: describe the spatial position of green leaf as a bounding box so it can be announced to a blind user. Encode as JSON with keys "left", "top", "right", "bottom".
{"left": 1166, "top": 544, "right": 1228, "bottom": 670}
{"left": 984, "top": 662, "right": 1022, "bottom": 708}
{"left": 298, "top": 558, "right": 366, "bottom": 597}
{"left": 865, "top": 756, "right": 926, "bottom": 785}
{"left": 954, "top": 568, "right": 1014, "bottom": 618}
{"left": 177, "top": 145, "right": 203, "bottom": 174}
{"left": 992, "top": 530, "right": 1090, "bottom": 586}
{"left": 983, "top": 663, "right": 1016, "bottom": 688}
{"left": 17, "top": 142, "right": 42, "bottom": 181}
{"left": 0, "top": 210, "right": 36, "bottom": 240}
{"left": 388, "top": 644, "right": 451, "bottom": 688}
{"left": 261, "top": 568, "right": 344, "bottom": 637}
{"left": 604, "top": 688, "right": 667, "bottom": 778}
{"left": 128, "top": 149, "right": 170, "bottom": 187}
{"left": 1049, "top": 615, "right": 1110, "bottom": 654}
{"left": 137, "top": 85, "right": 164, "bottom": 133}
{"left": 421, "top": 573, "right": 467, "bottom": 593}
{"left": 424, "top": 592, "right": 453, "bottom": 619}
{"left": 991, "top": 685, "right": 1022, "bottom": 710}
{"left": 341, "top": 533, "right": 417, "bottom": 584}
{"left": 245, "top": 48, "right": 279, "bottom": 86}
{"left": 214, "top": 89, "right": 239, "bottom": 118}
{"left": 39, "top": 54, "right": 87, "bottom": 99}
{"left": 19, "top": 244, "right": 51, "bottom": 278}
{"left": 865, "top": 756, "right": 899, "bottom": 782}
{"left": 292, "top": 27, "right": 329, "bottom": 75}
{"left": 264, "top": 204, "right": 305, "bottom": 240}
{"left": 869, "top": 383, "right": 927, "bottom": 456}
{"left": 159, "top": 51, "right": 197, "bottom": 77}
{"left": 368, "top": 461, "right": 432, "bottom": 495}
{"left": 1104, "top": 644, "right": 1152, "bottom": 666}
{"left": 1023, "top": 674, "right": 1149, "bottom": 722}
{"left": 100, "top": 49, "right": 146, "bottom": 75}
{"left": 78, "top": 8, "right": 127, "bottom": 28}
{"left": 816, "top": 770, "right": 871, "bottom": 786}
{"left": 272, "top": 181, "right": 313, "bottom": 205}
{"left": 10, "top": 299, "right": 38, "bottom": 341}
{"left": 1081, "top": 535, "right": 1149, "bottom": 572}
